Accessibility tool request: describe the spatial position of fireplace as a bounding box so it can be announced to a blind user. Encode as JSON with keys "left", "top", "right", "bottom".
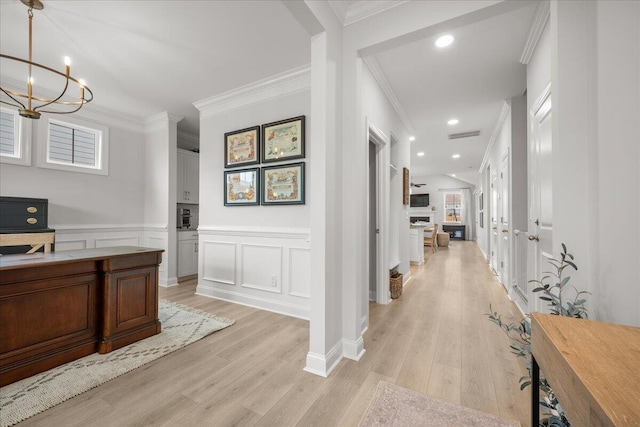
{"left": 410, "top": 216, "right": 431, "bottom": 224}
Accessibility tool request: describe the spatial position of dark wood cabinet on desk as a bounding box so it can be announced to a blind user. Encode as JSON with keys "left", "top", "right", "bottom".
{"left": 0, "top": 196, "right": 55, "bottom": 255}
{"left": 0, "top": 247, "right": 163, "bottom": 387}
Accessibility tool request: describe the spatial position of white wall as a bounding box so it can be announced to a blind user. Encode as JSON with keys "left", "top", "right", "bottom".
{"left": 592, "top": 1, "right": 640, "bottom": 326}
{"left": 528, "top": 0, "right": 640, "bottom": 327}
{"left": 0, "top": 116, "right": 146, "bottom": 226}
{"left": 195, "top": 87, "right": 312, "bottom": 320}
{"left": 143, "top": 112, "right": 181, "bottom": 287}
{"left": 361, "top": 62, "right": 412, "bottom": 296}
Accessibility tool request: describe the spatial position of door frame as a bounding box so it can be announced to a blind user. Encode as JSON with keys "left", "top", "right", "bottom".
{"left": 499, "top": 148, "right": 510, "bottom": 290}
{"left": 366, "top": 119, "right": 390, "bottom": 305}
{"left": 528, "top": 83, "right": 553, "bottom": 313}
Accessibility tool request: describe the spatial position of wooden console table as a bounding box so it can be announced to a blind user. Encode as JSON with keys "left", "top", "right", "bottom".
{"left": 0, "top": 246, "right": 163, "bottom": 386}
{"left": 531, "top": 312, "right": 640, "bottom": 426}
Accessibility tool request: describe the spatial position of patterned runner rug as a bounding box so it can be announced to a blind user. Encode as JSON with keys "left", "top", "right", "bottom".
{"left": 0, "top": 300, "right": 234, "bottom": 427}
{"left": 360, "top": 381, "right": 521, "bottom": 427}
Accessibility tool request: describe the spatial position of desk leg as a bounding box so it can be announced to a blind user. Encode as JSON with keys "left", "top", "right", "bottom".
{"left": 532, "top": 355, "right": 540, "bottom": 427}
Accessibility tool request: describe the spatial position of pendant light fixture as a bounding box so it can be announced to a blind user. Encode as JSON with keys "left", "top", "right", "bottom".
{"left": 0, "top": 0, "right": 93, "bottom": 119}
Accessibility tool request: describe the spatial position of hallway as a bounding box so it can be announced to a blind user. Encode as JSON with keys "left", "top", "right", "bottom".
{"left": 18, "top": 242, "right": 529, "bottom": 426}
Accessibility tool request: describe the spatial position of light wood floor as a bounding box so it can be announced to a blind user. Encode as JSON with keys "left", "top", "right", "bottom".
{"left": 18, "top": 241, "right": 529, "bottom": 426}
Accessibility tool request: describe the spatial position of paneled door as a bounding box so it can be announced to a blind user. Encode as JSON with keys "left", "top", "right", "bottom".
{"left": 500, "top": 151, "right": 510, "bottom": 287}
{"left": 528, "top": 84, "right": 553, "bottom": 313}
{"left": 490, "top": 170, "right": 499, "bottom": 274}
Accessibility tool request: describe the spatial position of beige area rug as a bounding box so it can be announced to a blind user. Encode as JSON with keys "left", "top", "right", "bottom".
{"left": 0, "top": 300, "right": 234, "bottom": 427}
{"left": 360, "top": 381, "right": 521, "bottom": 427}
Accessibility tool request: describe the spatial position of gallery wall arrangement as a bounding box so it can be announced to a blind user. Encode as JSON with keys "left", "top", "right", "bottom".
{"left": 223, "top": 116, "right": 306, "bottom": 206}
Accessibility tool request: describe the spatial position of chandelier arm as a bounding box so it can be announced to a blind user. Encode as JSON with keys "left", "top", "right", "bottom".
{"left": 0, "top": 54, "right": 92, "bottom": 108}
{"left": 32, "top": 76, "right": 70, "bottom": 112}
{"left": 0, "top": 88, "right": 27, "bottom": 109}
{"left": 39, "top": 101, "right": 85, "bottom": 115}
{"left": 0, "top": 0, "right": 92, "bottom": 119}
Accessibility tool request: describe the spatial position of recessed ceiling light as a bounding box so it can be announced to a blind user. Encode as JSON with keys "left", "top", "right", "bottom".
{"left": 451, "top": 174, "right": 456, "bottom": 177}
{"left": 452, "top": 154, "right": 461, "bottom": 159}
{"left": 447, "top": 118, "right": 459, "bottom": 125}
{"left": 417, "top": 152, "right": 425, "bottom": 157}
{"left": 409, "top": 136, "right": 415, "bottom": 141}
{"left": 435, "top": 35, "right": 454, "bottom": 48}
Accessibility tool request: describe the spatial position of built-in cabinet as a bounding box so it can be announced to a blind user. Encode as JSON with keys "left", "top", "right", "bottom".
{"left": 177, "top": 149, "right": 199, "bottom": 203}
{"left": 177, "top": 231, "right": 198, "bottom": 278}
{"left": 409, "top": 225, "right": 425, "bottom": 265}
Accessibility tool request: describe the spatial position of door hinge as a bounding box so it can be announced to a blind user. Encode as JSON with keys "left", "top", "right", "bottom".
{"left": 500, "top": 261, "right": 504, "bottom": 268}
{"left": 500, "top": 172, "right": 503, "bottom": 178}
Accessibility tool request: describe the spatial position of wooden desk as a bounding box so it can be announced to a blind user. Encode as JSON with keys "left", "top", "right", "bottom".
{"left": 531, "top": 312, "right": 640, "bottom": 426}
{"left": 0, "top": 246, "right": 163, "bottom": 386}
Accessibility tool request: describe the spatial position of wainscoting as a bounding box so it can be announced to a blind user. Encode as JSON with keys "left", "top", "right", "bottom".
{"left": 196, "top": 226, "right": 311, "bottom": 320}
{"left": 53, "top": 224, "right": 173, "bottom": 286}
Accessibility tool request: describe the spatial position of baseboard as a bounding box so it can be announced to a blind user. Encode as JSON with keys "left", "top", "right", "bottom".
{"left": 160, "top": 276, "right": 178, "bottom": 288}
{"left": 303, "top": 340, "right": 343, "bottom": 378}
{"left": 195, "top": 283, "right": 309, "bottom": 320}
{"left": 403, "top": 271, "right": 412, "bottom": 286}
{"left": 342, "top": 336, "right": 366, "bottom": 361}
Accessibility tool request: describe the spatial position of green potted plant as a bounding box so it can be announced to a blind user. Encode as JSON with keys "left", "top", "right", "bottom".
{"left": 487, "top": 244, "right": 590, "bottom": 427}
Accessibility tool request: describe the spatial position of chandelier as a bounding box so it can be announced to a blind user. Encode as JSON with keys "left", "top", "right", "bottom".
{"left": 0, "top": 0, "right": 93, "bottom": 119}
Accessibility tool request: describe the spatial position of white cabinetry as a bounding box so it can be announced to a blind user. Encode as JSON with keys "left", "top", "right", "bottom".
{"left": 177, "top": 149, "right": 199, "bottom": 203}
{"left": 178, "top": 231, "right": 198, "bottom": 278}
{"left": 409, "top": 226, "right": 425, "bottom": 265}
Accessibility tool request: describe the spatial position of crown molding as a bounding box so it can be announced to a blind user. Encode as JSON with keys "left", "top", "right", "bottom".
{"left": 341, "top": 1, "right": 409, "bottom": 26}
{"left": 144, "top": 112, "right": 183, "bottom": 133}
{"left": 520, "top": 0, "right": 550, "bottom": 65}
{"left": 0, "top": 76, "right": 147, "bottom": 133}
{"left": 177, "top": 130, "right": 199, "bottom": 144}
{"left": 480, "top": 101, "right": 511, "bottom": 172}
{"left": 194, "top": 65, "right": 311, "bottom": 119}
{"left": 328, "top": 1, "right": 348, "bottom": 26}
{"left": 362, "top": 55, "right": 415, "bottom": 136}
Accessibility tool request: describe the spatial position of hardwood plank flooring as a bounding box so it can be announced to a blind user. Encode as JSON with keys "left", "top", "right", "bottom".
{"left": 16, "top": 241, "right": 529, "bottom": 426}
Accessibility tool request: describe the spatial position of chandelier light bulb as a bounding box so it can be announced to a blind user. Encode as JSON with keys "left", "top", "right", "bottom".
{"left": 78, "top": 79, "right": 86, "bottom": 87}
{"left": 64, "top": 56, "right": 71, "bottom": 66}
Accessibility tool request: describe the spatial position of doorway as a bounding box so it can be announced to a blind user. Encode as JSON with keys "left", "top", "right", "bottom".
{"left": 528, "top": 84, "right": 553, "bottom": 313}
{"left": 369, "top": 141, "right": 377, "bottom": 301}
{"left": 366, "top": 121, "right": 390, "bottom": 306}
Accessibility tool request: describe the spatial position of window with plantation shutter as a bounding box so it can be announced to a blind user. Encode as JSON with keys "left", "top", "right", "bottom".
{"left": 49, "top": 122, "right": 97, "bottom": 167}
{"left": 0, "top": 110, "right": 17, "bottom": 156}
{"left": 0, "top": 107, "right": 31, "bottom": 166}
{"left": 38, "top": 117, "right": 109, "bottom": 175}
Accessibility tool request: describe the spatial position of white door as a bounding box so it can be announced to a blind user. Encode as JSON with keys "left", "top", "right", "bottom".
{"left": 490, "top": 170, "right": 499, "bottom": 274}
{"left": 528, "top": 84, "right": 553, "bottom": 312}
{"left": 499, "top": 151, "right": 510, "bottom": 287}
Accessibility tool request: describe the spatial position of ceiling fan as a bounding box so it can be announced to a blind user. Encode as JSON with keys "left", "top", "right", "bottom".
{"left": 411, "top": 181, "right": 425, "bottom": 188}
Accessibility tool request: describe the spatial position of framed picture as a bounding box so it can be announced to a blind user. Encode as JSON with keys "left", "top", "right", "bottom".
{"left": 261, "top": 162, "right": 305, "bottom": 205}
{"left": 403, "top": 167, "right": 410, "bottom": 205}
{"left": 224, "top": 126, "right": 260, "bottom": 168}
{"left": 224, "top": 168, "right": 259, "bottom": 206}
{"left": 261, "top": 116, "right": 305, "bottom": 163}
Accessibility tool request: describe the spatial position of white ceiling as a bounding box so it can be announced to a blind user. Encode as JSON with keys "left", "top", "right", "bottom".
{"left": 371, "top": 3, "right": 537, "bottom": 180}
{"left": 1, "top": 0, "right": 536, "bottom": 180}
{"left": 0, "top": 0, "right": 311, "bottom": 136}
